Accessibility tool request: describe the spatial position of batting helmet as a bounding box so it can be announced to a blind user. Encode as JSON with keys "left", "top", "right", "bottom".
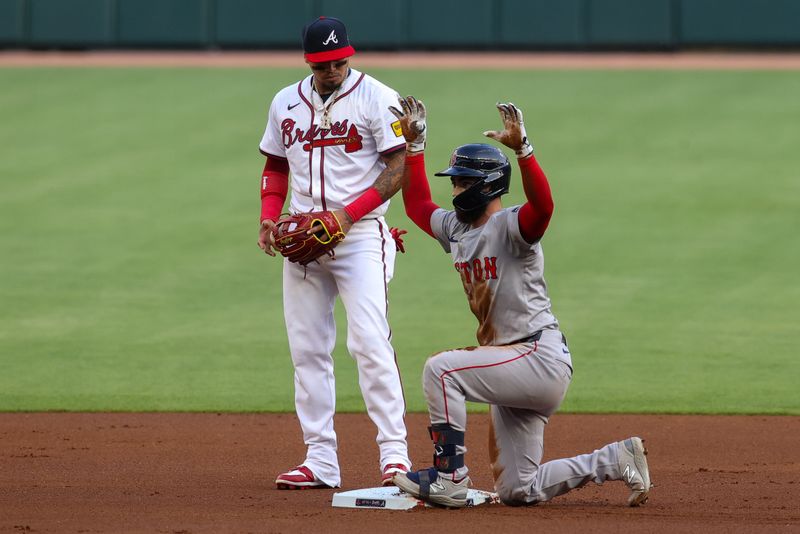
{"left": 435, "top": 143, "right": 511, "bottom": 214}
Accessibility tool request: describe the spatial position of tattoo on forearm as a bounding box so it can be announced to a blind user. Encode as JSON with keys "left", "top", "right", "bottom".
{"left": 373, "top": 151, "right": 406, "bottom": 201}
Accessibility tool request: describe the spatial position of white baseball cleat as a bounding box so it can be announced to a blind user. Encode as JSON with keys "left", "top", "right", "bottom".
{"left": 617, "top": 437, "right": 652, "bottom": 506}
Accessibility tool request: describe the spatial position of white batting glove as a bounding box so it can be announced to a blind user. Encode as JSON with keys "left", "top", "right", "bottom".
{"left": 389, "top": 95, "right": 427, "bottom": 153}
{"left": 483, "top": 102, "right": 533, "bottom": 158}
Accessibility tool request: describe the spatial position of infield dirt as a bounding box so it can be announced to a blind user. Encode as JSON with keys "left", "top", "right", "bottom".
{"left": 1, "top": 413, "right": 798, "bottom": 533}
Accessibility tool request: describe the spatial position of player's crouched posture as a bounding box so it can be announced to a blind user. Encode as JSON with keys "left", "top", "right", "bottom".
{"left": 389, "top": 96, "right": 652, "bottom": 508}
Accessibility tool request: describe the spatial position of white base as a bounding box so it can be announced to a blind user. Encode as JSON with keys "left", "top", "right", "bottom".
{"left": 331, "top": 486, "right": 499, "bottom": 510}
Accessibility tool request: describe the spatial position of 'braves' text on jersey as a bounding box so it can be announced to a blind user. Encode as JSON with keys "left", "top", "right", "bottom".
{"left": 260, "top": 68, "right": 405, "bottom": 216}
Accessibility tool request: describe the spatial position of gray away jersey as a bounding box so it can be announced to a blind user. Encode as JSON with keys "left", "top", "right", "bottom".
{"left": 430, "top": 206, "right": 558, "bottom": 346}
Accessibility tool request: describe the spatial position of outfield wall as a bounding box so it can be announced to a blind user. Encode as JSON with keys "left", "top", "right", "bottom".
{"left": 2, "top": 0, "right": 800, "bottom": 50}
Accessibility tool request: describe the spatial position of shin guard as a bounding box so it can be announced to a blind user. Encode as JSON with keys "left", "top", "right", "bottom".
{"left": 429, "top": 424, "right": 465, "bottom": 473}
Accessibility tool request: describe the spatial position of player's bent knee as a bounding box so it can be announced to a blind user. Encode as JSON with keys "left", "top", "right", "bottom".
{"left": 421, "top": 360, "right": 439, "bottom": 393}
{"left": 496, "top": 480, "right": 533, "bottom": 506}
{"left": 499, "top": 494, "right": 534, "bottom": 507}
{"left": 422, "top": 360, "right": 436, "bottom": 391}
{"left": 423, "top": 351, "right": 449, "bottom": 373}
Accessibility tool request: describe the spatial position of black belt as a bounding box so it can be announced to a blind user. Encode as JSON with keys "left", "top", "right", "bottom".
{"left": 512, "top": 330, "right": 567, "bottom": 346}
{"left": 512, "top": 331, "right": 542, "bottom": 344}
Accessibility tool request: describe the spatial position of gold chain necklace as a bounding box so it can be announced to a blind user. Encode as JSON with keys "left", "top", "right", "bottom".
{"left": 313, "top": 76, "right": 346, "bottom": 130}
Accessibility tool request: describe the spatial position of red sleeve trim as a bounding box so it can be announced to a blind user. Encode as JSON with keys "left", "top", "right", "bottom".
{"left": 403, "top": 153, "right": 439, "bottom": 238}
{"left": 380, "top": 143, "right": 406, "bottom": 156}
{"left": 259, "top": 149, "right": 287, "bottom": 160}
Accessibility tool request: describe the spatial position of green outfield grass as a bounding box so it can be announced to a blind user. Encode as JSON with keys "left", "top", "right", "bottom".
{"left": 1, "top": 67, "right": 798, "bottom": 414}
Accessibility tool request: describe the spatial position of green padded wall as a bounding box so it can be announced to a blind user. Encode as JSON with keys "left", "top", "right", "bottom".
{"left": 117, "top": 0, "right": 210, "bottom": 46}
{"left": 588, "top": 0, "right": 674, "bottom": 46}
{"left": 0, "top": 0, "right": 26, "bottom": 44}
{"left": 319, "top": 0, "right": 406, "bottom": 47}
{"left": 215, "top": 0, "right": 314, "bottom": 46}
{"left": 8, "top": 0, "right": 800, "bottom": 50}
{"left": 29, "top": 0, "right": 113, "bottom": 46}
{"left": 681, "top": 0, "right": 800, "bottom": 44}
{"left": 407, "top": 0, "right": 494, "bottom": 47}
{"left": 498, "top": 0, "right": 585, "bottom": 47}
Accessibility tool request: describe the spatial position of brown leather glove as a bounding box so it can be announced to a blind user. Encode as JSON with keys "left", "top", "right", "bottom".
{"left": 271, "top": 211, "right": 345, "bottom": 265}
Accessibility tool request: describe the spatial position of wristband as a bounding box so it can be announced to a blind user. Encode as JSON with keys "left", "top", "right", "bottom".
{"left": 260, "top": 195, "right": 284, "bottom": 223}
{"left": 344, "top": 187, "right": 383, "bottom": 222}
{"left": 407, "top": 139, "right": 425, "bottom": 153}
{"left": 405, "top": 152, "right": 425, "bottom": 165}
{"left": 516, "top": 136, "right": 534, "bottom": 158}
{"left": 260, "top": 169, "right": 289, "bottom": 223}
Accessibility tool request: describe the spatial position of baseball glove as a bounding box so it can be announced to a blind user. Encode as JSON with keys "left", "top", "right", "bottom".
{"left": 271, "top": 211, "right": 345, "bottom": 265}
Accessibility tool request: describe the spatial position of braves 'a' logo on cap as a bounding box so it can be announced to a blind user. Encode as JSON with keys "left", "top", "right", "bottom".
{"left": 323, "top": 30, "right": 338, "bottom": 46}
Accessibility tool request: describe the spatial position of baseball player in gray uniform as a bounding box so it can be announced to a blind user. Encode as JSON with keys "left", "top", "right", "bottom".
{"left": 389, "top": 96, "right": 652, "bottom": 508}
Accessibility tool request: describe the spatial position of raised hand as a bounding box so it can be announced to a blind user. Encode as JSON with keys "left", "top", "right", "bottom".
{"left": 483, "top": 102, "right": 533, "bottom": 158}
{"left": 389, "top": 95, "right": 427, "bottom": 153}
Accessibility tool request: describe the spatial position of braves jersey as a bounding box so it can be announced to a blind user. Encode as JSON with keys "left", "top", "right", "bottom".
{"left": 259, "top": 68, "right": 405, "bottom": 216}
{"left": 430, "top": 206, "right": 559, "bottom": 346}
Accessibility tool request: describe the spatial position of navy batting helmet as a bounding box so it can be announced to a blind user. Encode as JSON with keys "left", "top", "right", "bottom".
{"left": 435, "top": 143, "right": 511, "bottom": 214}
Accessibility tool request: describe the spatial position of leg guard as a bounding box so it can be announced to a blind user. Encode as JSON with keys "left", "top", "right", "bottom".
{"left": 429, "top": 424, "right": 465, "bottom": 473}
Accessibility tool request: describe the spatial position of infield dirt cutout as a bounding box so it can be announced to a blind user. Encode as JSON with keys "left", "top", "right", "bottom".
{"left": 1, "top": 52, "right": 798, "bottom": 532}
{"left": 1, "top": 413, "right": 798, "bottom": 533}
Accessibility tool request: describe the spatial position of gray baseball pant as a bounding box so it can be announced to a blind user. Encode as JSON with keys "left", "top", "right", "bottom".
{"left": 422, "top": 328, "right": 621, "bottom": 505}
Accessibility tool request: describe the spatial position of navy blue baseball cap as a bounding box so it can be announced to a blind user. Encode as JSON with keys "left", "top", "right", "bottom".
{"left": 302, "top": 16, "right": 355, "bottom": 63}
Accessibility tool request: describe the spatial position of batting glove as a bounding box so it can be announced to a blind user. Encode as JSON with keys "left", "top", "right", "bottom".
{"left": 389, "top": 95, "right": 427, "bottom": 153}
{"left": 389, "top": 227, "right": 407, "bottom": 253}
{"left": 483, "top": 102, "right": 534, "bottom": 158}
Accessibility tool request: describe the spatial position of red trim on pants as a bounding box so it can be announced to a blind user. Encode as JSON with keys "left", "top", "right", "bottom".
{"left": 439, "top": 343, "right": 536, "bottom": 424}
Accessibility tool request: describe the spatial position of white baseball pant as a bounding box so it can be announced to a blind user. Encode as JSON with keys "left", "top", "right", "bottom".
{"left": 282, "top": 217, "right": 409, "bottom": 486}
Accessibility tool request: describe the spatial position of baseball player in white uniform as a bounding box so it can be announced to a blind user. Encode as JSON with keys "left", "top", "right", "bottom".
{"left": 256, "top": 17, "right": 410, "bottom": 489}
{"left": 389, "top": 96, "right": 653, "bottom": 508}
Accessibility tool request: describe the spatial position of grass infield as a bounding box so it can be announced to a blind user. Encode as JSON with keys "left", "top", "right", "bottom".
{"left": 1, "top": 67, "right": 798, "bottom": 413}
